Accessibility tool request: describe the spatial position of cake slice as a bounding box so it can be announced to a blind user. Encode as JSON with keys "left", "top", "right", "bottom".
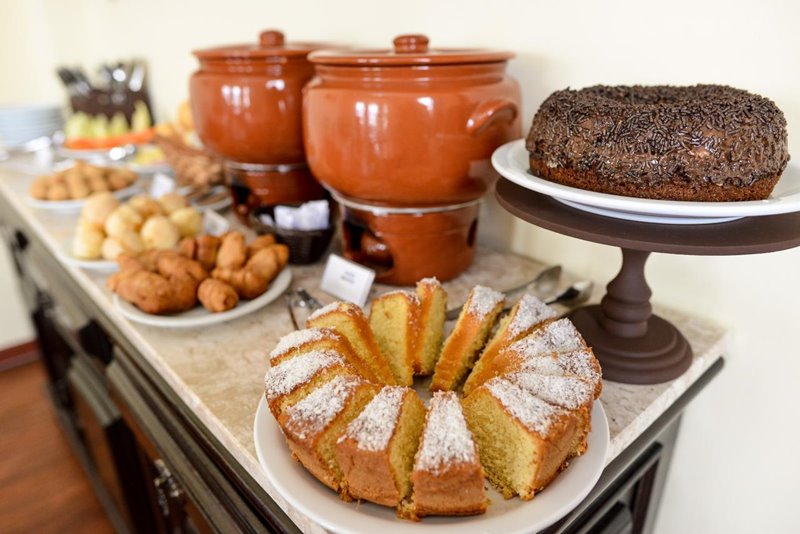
{"left": 462, "top": 377, "right": 581, "bottom": 500}
{"left": 504, "top": 370, "right": 597, "bottom": 455}
{"left": 334, "top": 386, "right": 425, "bottom": 507}
{"left": 413, "top": 277, "right": 447, "bottom": 375}
{"left": 430, "top": 285, "right": 505, "bottom": 392}
{"left": 369, "top": 291, "right": 419, "bottom": 386}
{"left": 278, "top": 375, "right": 379, "bottom": 496}
{"left": 269, "top": 327, "right": 380, "bottom": 382}
{"left": 463, "top": 294, "right": 557, "bottom": 395}
{"left": 410, "top": 391, "right": 487, "bottom": 517}
{"left": 307, "top": 301, "right": 396, "bottom": 385}
{"left": 470, "top": 318, "right": 589, "bottom": 392}
{"left": 515, "top": 349, "right": 603, "bottom": 398}
{"left": 264, "top": 349, "right": 357, "bottom": 417}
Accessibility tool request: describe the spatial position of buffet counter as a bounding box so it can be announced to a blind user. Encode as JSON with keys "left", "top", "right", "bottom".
{"left": 0, "top": 161, "right": 726, "bottom": 533}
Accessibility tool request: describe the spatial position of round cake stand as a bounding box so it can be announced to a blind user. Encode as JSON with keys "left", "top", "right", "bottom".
{"left": 495, "top": 179, "right": 800, "bottom": 384}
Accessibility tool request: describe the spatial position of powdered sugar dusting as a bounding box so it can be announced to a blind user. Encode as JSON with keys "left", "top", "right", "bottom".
{"left": 282, "top": 375, "right": 361, "bottom": 440}
{"left": 508, "top": 318, "right": 585, "bottom": 356}
{"left": 506, "top": 371, "right": 594, "bottom": 410}
{"left": 307, "top": 301, "right": 347, "bottom": 321}
{"left": 264, "top": 349, "right": 346, "bottom": 400}
{"left": 507, "top": 295, "right": 557, "bottom": 337}
{"left": 415, "top": 392, "right": 476, "bottom": 474}
{"left": 519, "top": 349, "right": 602, "bottom": 386}
{"left": 484, "top": 378, "right": 565, "bottom": 435}
{"left": 340, "top": 386, "right": 407, "bottom": 451}
{"left": 465, "top": 285, "right": 504, "bottom": 320}
{"left": 269, "top": 328, "right": 327, "bottom": 361}
{"left": 418, "top": 277, "right": 441, "bottom": 289}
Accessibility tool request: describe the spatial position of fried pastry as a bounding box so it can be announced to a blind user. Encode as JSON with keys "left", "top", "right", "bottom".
{"left": 195, "top": 235, "right": 221, "bottom": 270}
{"left": 217, "top": 232, "right": 247, "bottom": 269}
{"left": 198, "top": 278, "right": 239, "bottom": 312}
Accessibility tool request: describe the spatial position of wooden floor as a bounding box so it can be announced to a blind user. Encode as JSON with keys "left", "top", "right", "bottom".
{"left": 0, "top": 361, "right": 114, "bottom": 534}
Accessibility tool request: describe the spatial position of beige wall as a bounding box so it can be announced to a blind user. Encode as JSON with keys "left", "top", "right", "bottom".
{"left": 1, "top": 0, "right": 799, "bottom": 531}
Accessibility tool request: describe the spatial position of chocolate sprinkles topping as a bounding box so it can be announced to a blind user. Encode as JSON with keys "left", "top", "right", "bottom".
{"left": 526, "top": 85, "right": 789, "bottom": 199}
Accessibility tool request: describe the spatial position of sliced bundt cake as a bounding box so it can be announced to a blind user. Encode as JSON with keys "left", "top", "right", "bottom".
{"left": 430, "top": 285, "right": 505, "bottom": 392}
{"left": 334, "top": 386, "right": 426, "bottom": 507}
{"left": 463, "top": 294, "right": 557, "bottom": 395}
{"left": 307, "top": 302, "right": 396, "bottom": 385}
{"left": 413, "top": 278, "right": 447, "bottom": 376}
{"left": 410, "top": 391, "right": 487, "bottom": 517}
{"left": 369, "top": 291, "right": 419, "bottom": 386}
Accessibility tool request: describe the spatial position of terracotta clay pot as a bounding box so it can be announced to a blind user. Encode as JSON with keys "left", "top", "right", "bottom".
{"left": 227, "top": 161, "right": 326, "bottom": 224}
{"left": 304, "top": 34, "right": 521, "bottom": 206}
{"left": 191, "top": 30, "right": 328, "bottom": 165}
{"left": 335, "top": 193, "right": 480, "bottom": 285}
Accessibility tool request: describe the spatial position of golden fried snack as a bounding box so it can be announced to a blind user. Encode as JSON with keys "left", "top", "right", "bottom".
{"left": 268, "top": 243, "right": 290, "bottom": 268}
{"left": 66, "top": 174, "right": 90, "bottom": 199}
{"left": 195, "top": 235, "right": 221, "bottom": 271}
{"left": 217, "top": 232, "right": 247, "bottom": 269}
{"left": 81, "top": 192, "right": 120, "bottom": 227}
{"left": 198, "top": 278, "right": 239, "bottom": 313}
{"left": 111, "top": 270, "right": 179, "bottom": 314}
{"left": 157, "top": 253, "right": 207, "bottom": 283}
{"left": 87, "top": 176, "right": 110, "bottom": 193}
{"left": 178, "top": 236, "right": 197, "bottom": 259}
{"left": 47, "top": 183, "right": 69, "bottom": 201}
{"left": 116, "top": 253, "right": 146, "bottom": 273}
{"left": 137, "top": 249, "right": 163, "bottom": 271}
{"left": 246, "top": 248, "right": 280, "bottom": 282}
{"left": 212, "top": 267, "right": 269, "bottom": 299}
{"left": 247, "top": 234, "right": 276, "bottom": 258}
{"left": 166, "top": 273, "right": 200, "bottom": 312}
{"left": 29, "top": 178, "right": 49, "bottom": 199}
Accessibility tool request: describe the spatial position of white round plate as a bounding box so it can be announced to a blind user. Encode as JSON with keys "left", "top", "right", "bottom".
{"left": 253, "top": 397, "right": 609, "bottom": 534}
{"left": 114, "top": 268, "right": 291, "bottom": 328}
{"left": 25, "top": 181, "right": 141, "bottom": 213}
{"left": 57, "top": 210, "right": 231, "bottom": 272}
{"left": 492, "top": 139, "right": 800, "bottom": 224}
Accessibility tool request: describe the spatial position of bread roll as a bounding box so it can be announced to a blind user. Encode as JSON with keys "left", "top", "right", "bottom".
{"left": 72, "top": 227, "right": 104, "bottom": 259}
{"left": 158, "top": 192, "right": 188, "bottom": 214}
{"left": 105, "top": 204, "right": 144, "bottom": 237}
{"left": 127, "top": 195, "right": 163, "bottom": 219}
{"left": 140, "top": 215, "right": 181, "bottom": 250}
{"left": 81, "top": 192, "right": 120, "bottom": 227}
{"left": 169, "top": 207, "right": 203, "bottom": 237}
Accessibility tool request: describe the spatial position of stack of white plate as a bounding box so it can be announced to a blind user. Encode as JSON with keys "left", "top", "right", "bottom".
{"left": 0, "top": 104, "right": 64, "bottom": 148}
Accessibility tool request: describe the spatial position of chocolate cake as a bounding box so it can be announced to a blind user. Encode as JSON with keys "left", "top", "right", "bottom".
{"left": 526, "top": 85, "right": 789, "bottom": 201}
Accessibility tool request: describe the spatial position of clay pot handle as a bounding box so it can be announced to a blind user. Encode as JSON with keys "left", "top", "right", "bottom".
{"left": 393, "top": 34, "right": 429, "bottom": 54}
{"left": 260, "top": 30, "right": 285, "bottom": 47}
{"left": 466, "top": 98, "right": 518, "bottom": 136}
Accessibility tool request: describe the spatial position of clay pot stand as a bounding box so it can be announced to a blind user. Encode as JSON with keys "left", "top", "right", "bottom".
{"left": 496, "top": 178, "right": 800, "bottom": 385}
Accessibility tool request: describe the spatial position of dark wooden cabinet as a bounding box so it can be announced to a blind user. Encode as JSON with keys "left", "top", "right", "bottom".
{"left": 1, "top": 209, "right": 722, "bottom": 534}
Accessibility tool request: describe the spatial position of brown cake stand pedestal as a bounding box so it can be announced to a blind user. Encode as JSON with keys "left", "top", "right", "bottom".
{"left": 496, "top": 179, "right": 800, "bottom": 385}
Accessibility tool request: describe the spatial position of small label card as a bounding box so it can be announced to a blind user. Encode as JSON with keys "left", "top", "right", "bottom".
{"left": 320, "top": 254, "right": 375, "bottom": 308}
{"left": 149, "top": 172, "right": 176, "bottom": 198}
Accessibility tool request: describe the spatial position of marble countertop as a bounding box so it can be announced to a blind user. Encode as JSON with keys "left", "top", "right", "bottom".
{"left": 0, "top": 160, "right": 727, "bottom": 533}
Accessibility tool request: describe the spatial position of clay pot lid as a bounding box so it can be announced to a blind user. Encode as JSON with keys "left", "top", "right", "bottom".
{"left": 193, "top": 30, "right": 329, "bottom": 60}
{"left": 309, "top": 34, "right": 513, "bottom": 66}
